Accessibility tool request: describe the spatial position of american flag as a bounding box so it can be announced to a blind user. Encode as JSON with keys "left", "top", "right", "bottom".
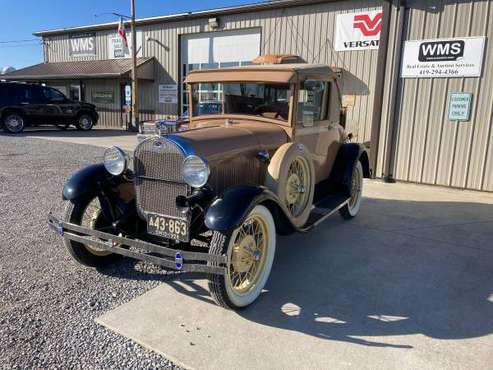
{"left": 118, "top": 18, "right": 128, "bottom": 48}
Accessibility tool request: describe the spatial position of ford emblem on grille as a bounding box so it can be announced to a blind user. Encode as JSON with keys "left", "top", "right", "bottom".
{"left": 154, "top": 140, "right": 167, "bottom": 150}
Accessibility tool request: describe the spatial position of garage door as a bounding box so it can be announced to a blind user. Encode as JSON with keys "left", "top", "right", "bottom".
{"left": 180, "top": 29, "right": 261, "bottom": 115}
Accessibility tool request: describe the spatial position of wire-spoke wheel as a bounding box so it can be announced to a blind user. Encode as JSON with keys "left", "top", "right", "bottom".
{"left": 208, "top": 205, "right": 276, "bottom": 309}
{"left": 266, "top": 143, "right": 315, "bottom": 227}
{"left": 64, "top": 196, "right": 121, "bottom": 267}
{"left": 285, "top": 156, "right": 311, "bottom": 218}
{"left": 339, "top": 161, "right": 363, "bottom": 219}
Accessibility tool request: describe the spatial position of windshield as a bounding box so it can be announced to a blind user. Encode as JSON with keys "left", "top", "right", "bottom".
{"left": 191, "top": 82, "right": 290, "bottom": 121}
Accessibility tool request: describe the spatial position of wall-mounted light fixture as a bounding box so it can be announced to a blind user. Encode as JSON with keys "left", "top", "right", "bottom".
{"left": 208, "top": 17, "right": 219, "bottom": 29}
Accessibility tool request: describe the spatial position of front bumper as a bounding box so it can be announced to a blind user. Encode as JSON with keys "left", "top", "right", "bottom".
{"left": 47, "top": 213, "right": 227, "bottom": 275}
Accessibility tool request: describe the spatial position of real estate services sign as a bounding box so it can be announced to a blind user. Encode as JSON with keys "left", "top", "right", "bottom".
{"left": 334, "top": 10, "right": 382, "bottom": 51}
{"left": 401, "top": 37, "right": 485, "bottom": 78}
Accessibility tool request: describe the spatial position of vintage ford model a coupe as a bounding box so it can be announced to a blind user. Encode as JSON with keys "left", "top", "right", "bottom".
{"left": 48, "top": 57, "right": 370, "bottom": 309}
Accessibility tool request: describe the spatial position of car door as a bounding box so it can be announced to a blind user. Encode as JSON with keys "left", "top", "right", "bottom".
{"left": 14, "top": 84, "right": 46, "bottom": 124}
{"left": 295, "top": 80, "right": 343, "bottom": 183}
{"left": 40, "top": 86, "right": 74, "bottom": 124}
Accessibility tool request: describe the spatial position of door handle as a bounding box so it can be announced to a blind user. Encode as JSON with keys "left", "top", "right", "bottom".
{"left": 20, "top": 102, "right": 29, "bottom": 105}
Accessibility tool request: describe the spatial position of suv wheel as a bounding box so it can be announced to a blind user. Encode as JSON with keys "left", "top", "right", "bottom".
{"left": 3, "top": 113, "right": 25, "bottom": 134}
{"left": 208, "top": 205, "right": 276, "bottom": 309}
{"left": 76, "top": 114, "right": 94, "bottom": 131}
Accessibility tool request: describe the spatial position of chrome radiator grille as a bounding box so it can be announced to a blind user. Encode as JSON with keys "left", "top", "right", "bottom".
{"left": 134, "top": 137, "right": 189, "bottom": 220}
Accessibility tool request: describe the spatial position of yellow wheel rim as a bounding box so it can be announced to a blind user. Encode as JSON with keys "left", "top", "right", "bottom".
{"left": 81, "top": 199, "right": 113, "bottom": 257}
{"left": 228, "top": 214, "right": 269, "bottom": 295}
{"left": 285, "top": 156, "right": 310, "bottom": 217}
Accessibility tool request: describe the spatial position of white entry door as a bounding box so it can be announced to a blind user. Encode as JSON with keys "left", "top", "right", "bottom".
{"left": 180, "top": 29, "right": 261, "bottom": 115}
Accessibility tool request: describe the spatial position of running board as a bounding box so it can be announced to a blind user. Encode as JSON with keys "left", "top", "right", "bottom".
{"left": 301, "top": 195, "right": 350, "bottom": 231}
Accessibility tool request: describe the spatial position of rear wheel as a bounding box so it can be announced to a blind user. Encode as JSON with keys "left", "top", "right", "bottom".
{"left": 64, "top": 196, "right": 120, "bottom": 267}
{"left": 3, "top": 112, "right": 25, "bottom": 134}
{"left": 339, "top": 161, "right": 363, "bottom": 219}
{"left": 208, "top": 205, "right": 276, "bottom": 309}
{"left": 76, "top": 114, "right": 94, "bottom": 131}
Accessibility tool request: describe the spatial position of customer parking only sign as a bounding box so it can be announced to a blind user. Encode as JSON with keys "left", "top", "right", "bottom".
{"left": 401, "top": 37, "right": 485, "bottom": 78}
{"left": 334, "top": 10, "right": 382, "bottom": 51}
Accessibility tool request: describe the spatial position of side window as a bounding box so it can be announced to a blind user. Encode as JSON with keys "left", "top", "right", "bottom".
{"left": 42, "top": 87, "right": 66, "bottom": 103}
{"left": 297, "top": 80, "right": 329, "bottom": 126}
{"left": 0, "top": 85, "right": 7, "bottom": 105}
{"left": 11, "top": 85, "right": 32, "bottom": 104}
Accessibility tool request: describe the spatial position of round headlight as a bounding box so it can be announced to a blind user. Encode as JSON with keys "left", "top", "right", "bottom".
{"left": 103, "top": 146, "right": 128, "bottom": 176}
{"left": 183, "top": 155, "right": 210, "bottom": 188}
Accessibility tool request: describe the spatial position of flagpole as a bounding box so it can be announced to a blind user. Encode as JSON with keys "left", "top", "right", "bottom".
{"left": 130, "top": 0, "right": 139, "bottom": 131}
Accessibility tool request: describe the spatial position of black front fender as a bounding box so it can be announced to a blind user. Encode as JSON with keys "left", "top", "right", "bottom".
{"left": 205, "top": 186, "right": 292, "bottom": 233}
{"left": 63, "top": 163, "right": 113, "bottom": 200}
{"left": 329, "top": 143, "right": 369, "bottom": 197}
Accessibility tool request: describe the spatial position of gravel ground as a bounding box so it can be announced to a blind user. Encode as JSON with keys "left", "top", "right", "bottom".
{"left": 0, "top": 135, "right": 181, "bottom": 369}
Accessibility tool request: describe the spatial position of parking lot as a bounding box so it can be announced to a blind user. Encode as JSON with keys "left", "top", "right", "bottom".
{"left": 1, "top": 131, "right": 492, "bottom": 369}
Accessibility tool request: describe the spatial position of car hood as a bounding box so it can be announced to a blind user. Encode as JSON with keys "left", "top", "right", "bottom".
{"left": 170, "top": 121, "right": 290, "bottom": 160}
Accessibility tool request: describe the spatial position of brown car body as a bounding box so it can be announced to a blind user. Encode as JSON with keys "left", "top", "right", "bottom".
{"left": 51, "top": 60, "right": 370, "bottom": 310}
{"left": 183, "top": 63, "right": 347, "bottom": 191}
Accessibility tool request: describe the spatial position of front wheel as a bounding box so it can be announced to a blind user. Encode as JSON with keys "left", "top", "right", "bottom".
{"left": 208, "top": 205, "right": 276, "bottom": 309}
{"left": 3, "top": 113, "right": 25, "bottom": 134}
{"left": 76, "top": 114, "right": 94, "bottom": 131}
{"left": 339, "top": 161, "right": 363, "bottom": 219}
{"left": 63, "top": 196, "right": 120, "bottom": 267}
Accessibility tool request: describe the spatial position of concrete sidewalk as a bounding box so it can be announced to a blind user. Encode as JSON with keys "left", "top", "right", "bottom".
{"left": 96, "top": 181, "right": 493, "bottom": 369}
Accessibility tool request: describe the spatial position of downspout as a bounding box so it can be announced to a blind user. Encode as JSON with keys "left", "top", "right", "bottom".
{"left": 383, "top": 0, "right": 407, "bottom": 182}
{"left": 368, "top": 0, "right": 392, "bottom": 177}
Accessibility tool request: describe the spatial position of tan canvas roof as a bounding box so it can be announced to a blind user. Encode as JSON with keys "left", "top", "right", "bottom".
{"left": 2, "top": 57, "right": 155, "bottom": 81}
{"left": 185, "top": 64, "right": 338, "bottom": 84}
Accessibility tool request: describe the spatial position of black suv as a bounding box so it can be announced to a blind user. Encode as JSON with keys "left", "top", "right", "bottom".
{"left": 0, "top": 82, "right": 99, "bottom": 133}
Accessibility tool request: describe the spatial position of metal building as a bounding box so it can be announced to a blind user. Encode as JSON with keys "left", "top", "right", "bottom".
{"left": 3, "top": 0, "right": 492, "bottom": 192}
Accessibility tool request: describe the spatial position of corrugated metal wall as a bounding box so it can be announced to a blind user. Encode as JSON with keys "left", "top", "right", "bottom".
{"left": 84, "top": 79, "right": 122, "bottom": 128}
{"left": 43, "top": 0, "right": 382, "bottom": 143}
{"left": 378, "top": 0, "right": 493, "bottom": 192}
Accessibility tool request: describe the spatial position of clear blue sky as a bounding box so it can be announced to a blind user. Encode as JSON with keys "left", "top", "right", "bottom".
{"left": 0, "top": 0, "right": 263, "bottom": 69}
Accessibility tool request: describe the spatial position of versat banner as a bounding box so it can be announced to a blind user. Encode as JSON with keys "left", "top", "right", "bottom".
{"left": 334, "top": 10, "right": 383, "bottom": 51}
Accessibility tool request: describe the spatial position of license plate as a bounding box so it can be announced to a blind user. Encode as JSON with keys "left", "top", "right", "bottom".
{"left": 147, "top": 213, "right": 189, "bottom": 242}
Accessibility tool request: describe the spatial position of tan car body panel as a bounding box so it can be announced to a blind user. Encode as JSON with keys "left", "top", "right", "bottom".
{"left": 175, "top": 120, "right": 290, "bottom": 192}
{"left": 183, "top": 63, "right": 345, "bottom": 190}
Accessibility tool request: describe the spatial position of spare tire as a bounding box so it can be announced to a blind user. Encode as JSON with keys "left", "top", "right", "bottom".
{"left": 265, "top": 142, "right": 315, "bottom": 227}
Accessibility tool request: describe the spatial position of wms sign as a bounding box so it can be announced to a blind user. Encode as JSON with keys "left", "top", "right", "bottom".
{"left": 418, "top": 40, "right": 465, "bottom": 62}
{"left": 69, "top": 33, "right": 96, "bottom": 57}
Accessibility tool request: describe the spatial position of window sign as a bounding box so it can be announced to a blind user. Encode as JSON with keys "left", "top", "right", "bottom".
{"left": 401, "top": 37, "right": 485, "bottom": 78}
{"left": 92, "top": 91, "right": 114, "bottom": 104}
{"left": 159, "top": 84, "right": 177, "bottom": 104}
{"left": 448, "top": 92, "right": 472, "bottom": 121}
{"left": 108, "top": 31, "right": 142, "bottom": 59}
{"left": 124, "top": 85, "right": 132, "bottom": 106}
{"left": 69, "top": 33, "right": 96, "bottom": 57}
